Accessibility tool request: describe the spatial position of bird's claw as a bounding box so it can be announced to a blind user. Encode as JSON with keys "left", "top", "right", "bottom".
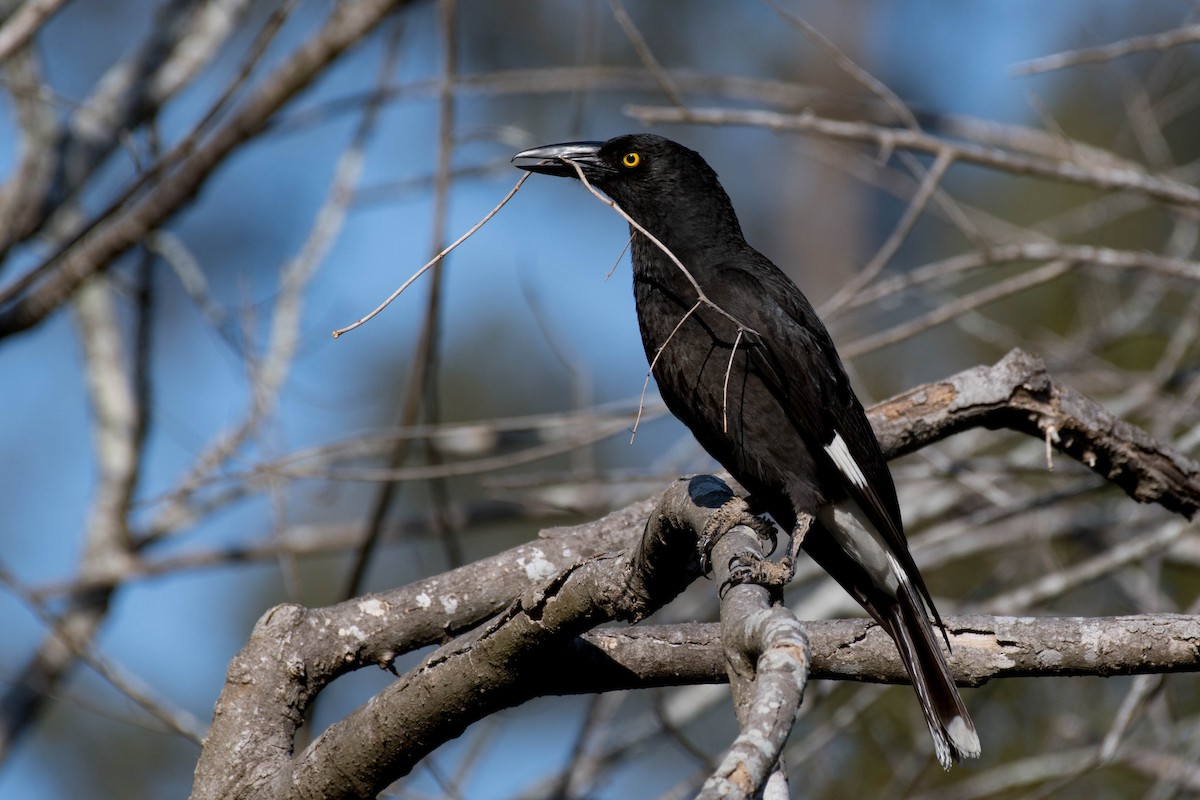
{"left": 718, "top": 554, "right": 797, "bottom": 597}
{"left": 719, "top": 553, "right": 756, "bottom": 597}
{"left": 698, "top": 496, "right": 776, "bottom": 575}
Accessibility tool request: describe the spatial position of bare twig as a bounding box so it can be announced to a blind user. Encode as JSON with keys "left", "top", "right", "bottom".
{"left": 768, "top": 0, "right": 919, "bottom": 131}
{"left": 722, "top": 328, "right": 746, "bottom": 434}
{"left": 846, "top": 242, "right": 1200, "bottom": 312}
{"left": 607, "top": 0, "right": 685, "bottom": 107}
{"left": 0, "top": 563, "right": 206, "bottom": 745}
{"left": 261, "top": 410, "right": 634, "bottom": 482}
{"left": 607, "top": 233, "right": 633, "bottom": 279}
{"left": 821, "top": 147, "right": 955, "bottom": 315}
{"left": 1014, "top": 24, "right": 1200, "bottom": 76}
{"left": 339, "top": 7, "right": 447, "bottom": 599}
{"left": 984, "top": 521, "right": 1189, "bottom": 615}
{"left": 331, "top": 172, "right": 530, "bottom": 337}
{"left": 624, "top": 104, "right": 1200, "bottom": 208}
{"left": 841, "top": 259, "right": 1074, "bottom": 358}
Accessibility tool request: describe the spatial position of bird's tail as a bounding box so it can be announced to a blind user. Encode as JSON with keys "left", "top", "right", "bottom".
{"left": 880, "top": 587, "right": 980, "bottom": 770}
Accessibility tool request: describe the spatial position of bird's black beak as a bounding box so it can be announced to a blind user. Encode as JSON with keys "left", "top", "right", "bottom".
{"left": 512, "top": 141, "right": 607, "bottom": 179}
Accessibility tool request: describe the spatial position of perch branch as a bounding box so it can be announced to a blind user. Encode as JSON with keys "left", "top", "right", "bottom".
{"left": 698, "top": 522, "right": 809, "bottom": 800}
{"left": 191, "top": 352, "right": 1200, "bottom": 798}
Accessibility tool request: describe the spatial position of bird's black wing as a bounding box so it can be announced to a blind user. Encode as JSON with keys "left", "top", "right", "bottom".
{"left": 706, "top": 255, "right": 944, "bottom": 623}
{"left": 706, "top": 258, "right": 899, "bottom": 527}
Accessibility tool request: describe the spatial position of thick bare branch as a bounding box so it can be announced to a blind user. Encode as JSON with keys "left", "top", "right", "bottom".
{"left": 869, "top": 348, "right": 1200, "bottom": 519}
{"left": 698, "top": 523, "right": 808, "bottom": 800}
{"left": 192, "top": 475, "right": 718, "bottom": 800}
{"left": 567, "top": 614, "right": 1200, "bottom": 687}
{"left": 190, "top": 351, "right": 1200, "bottom": 797}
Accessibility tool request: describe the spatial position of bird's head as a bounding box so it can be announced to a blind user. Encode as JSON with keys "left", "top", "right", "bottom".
{"left": 512, "top": 133, "right": 743, "bottom": 251}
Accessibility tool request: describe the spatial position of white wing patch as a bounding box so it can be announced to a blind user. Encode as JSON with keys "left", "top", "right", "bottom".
{"left": 824, "top": 431, "right": 869, "bottom": 491}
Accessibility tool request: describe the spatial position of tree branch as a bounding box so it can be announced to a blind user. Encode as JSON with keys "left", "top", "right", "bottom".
{"left": 191, "top": 351, "right": 1200, "bottom": 797}
{"left": 623, "top": 104, "right": 1200, "bottom": 208}
{"left": 869, "top": 348, "right": 1200, "bottom": 519}
{"left": 0, "top": 0, "right": 414, "bottom": 338}
{"left": 561, "top": 614, "right": 1200, "bottom": 688}
{"left": 698, "top": 520, "right": 808, "bottom": 799}
{"left": 1013, "top": 24, "right": 1200, "bottom": 76}
{"left": 192, "top": 475, "right": 716, "bottom": 799}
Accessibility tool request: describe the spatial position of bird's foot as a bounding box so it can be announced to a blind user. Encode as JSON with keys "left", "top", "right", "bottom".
{"left": 720, "top": 553, "right": 796, "bottom": 597}
{"left": 716, "top": 511, "right": 813, "bottom": 596}
{"left": 698, "top": 496, "right": 777, "bottom": 576}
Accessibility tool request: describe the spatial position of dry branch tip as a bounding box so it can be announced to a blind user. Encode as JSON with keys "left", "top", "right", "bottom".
{"left": 331, "top": 173, "right": 530, "bottom": 338}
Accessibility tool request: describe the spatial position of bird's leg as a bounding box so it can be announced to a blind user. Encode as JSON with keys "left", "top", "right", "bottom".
{"left": 698, "top": 497, "right": 742, "bottom": 575}
{"left": 740, "top": 494, "right": 779, "bottom": 555}
{"left": 771, "top": 512, "right": 813, "bottom": 586}
{"left": 719, "top": 512, "right": 812, "bottom": 596}
{"left": 698, "top": 495, "right": 781, "bottom": 595}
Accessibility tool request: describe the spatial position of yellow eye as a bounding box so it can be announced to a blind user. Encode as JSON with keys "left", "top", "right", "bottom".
{"left": 622, "top": 152, "right": 641, "bottom": 168}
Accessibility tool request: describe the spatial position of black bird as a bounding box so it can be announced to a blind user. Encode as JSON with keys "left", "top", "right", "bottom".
{"left": 513, "top": 133, "right": 979, "bottom": 769}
